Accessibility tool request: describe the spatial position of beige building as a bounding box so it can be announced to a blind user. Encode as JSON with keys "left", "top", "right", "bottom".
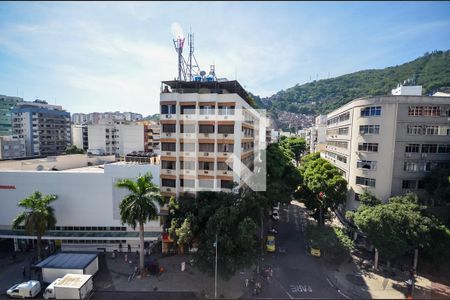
{"left": 159, "top": 80, "right": 264, "bottom": 199}
{"left": 135, "top": 120, "right": 161, "bottom": 154}
{"left": 324, "top": 95, "right": 450, "bottom": 211}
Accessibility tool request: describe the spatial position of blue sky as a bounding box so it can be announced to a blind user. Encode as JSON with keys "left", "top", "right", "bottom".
{"left": 1, "top": 1, "right": 449, "bottom": 116}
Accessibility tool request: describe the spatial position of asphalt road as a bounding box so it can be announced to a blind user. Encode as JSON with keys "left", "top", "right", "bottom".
{"left": 252, "top": 203, "right": 345, "bottom": 299}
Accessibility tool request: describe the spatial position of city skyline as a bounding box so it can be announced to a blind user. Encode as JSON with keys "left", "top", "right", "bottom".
{"left": 1, "top": 1, "right": 450, "bottom": 116}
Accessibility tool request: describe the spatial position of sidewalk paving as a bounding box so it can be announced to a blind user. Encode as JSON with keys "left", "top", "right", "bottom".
{"left": 98, "top": 252, "right": 252, "bottom": 299}
{"left": 324, "top": 254, "right": 450, "bottom": 299}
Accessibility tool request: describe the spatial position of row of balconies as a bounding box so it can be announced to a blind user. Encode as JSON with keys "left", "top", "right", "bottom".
{"left": 161, "top": 113, "right": 236, "bottom": 121}
{"left": 161, "top": 132, "right": 235, "bottom": 140}
{"left": 161, "top": 186, "right": 233, "bottom": 194}
{"left": 161, "top": 169, "right": 233, "bottom": 177}
{"left": 162, "top": 150, "right": 233, "bottom": 158}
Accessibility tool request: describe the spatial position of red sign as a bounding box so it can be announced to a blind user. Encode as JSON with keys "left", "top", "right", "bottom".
{"left": 0, "top": 185, "right": 16, "bottom": 190}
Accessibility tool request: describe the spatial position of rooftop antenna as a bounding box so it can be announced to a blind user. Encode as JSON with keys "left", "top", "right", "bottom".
{"left": 173, "top": 35, "right": 186, "bottom": 81}
{"left": 172, "top": 24, "right": 200, "bottom": 81}
{"left": 187, "top": 28, "right": 200, "bottom": 81}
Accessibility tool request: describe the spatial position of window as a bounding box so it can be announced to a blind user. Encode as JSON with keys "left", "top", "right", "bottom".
{"left": 220, "top": 180, "right": 234, "bottom": 189}
{"left": 405, "top": 144, "right": 420, "bottom": 153}
{"left": 417, "top": 180, "right": 425, "bottom": 189}
{"left": 161, "top": 142, "right": 176, "bottom": 151}
{"left": 180, "top": 124, "right": 195, "bottom": 133}
{"left": 358, "top": 143, "right": 378, "bottom": 152}
{"left": 438, "top": 144, "right": 450, "bottom": 153}
{"left": 402, "top": 180, "right": 416, "bottom": 189}
{"left": 408, "top": 106, "right": 423, "bottom": 116}
{"left": 217, "top": 162, "right": 233, "bottom": 170}
{"left": 199, "top": 125, "right": 215, "bottom": 134}
{"left": 404, "top": 162, "right": 428, "bottom": 172}
{"left": 161, "top": 104, "right": 176, "bottom": 114}
{"left": 327, "top": 141, "right": 348, "bottom": 149}
{"left": 198, "top": 179, "right": 214, "bottom": 188}
{"left": 407, "top": 125, "right": 422, "bottom": 135}
{"left": 357, "top": 160, "right": 377, "bottom": 170}
{"left": 361, "top": 106, "right": 381, "bottom": 117}
{"left": 218, "top": 125, "right": 234, "bottom": 134}
{"left": 161, "top": 179, "right": 176, "bottom": 187}
{"left": 180, "top": 179, "right": 195, "bottom": 188}
{"left": 181, "top": 105, "right": 196, "bottom": 115}
{"left": 409, "top": 106, "right": 442, "bottom": 116}
{"left": 198, "top": 161, "right": 214, "bottom": 170}
{"left": 180, "top": 160, "right": 195, "bottom": 170}
{"left": 327, "top": 112, "right": 350, "bottom": 126}
{"left": 162, "top": 124, "right": 176, "bottom": 133}
{"left": 326, "top": 151, "right": 347, "bottom": 163}
{"left": 356, "top": 176, "right": 376, "bottom": 187}
{"left": 199, "top": 143, "right": 214, "bottom": 152}
{"left": 425, "top": 125, "right": 439, "bottom": 135}
{"left": 421, "top": 144, "right": 437, "bottom": 153}
{"left": 218, "top": 106, "right": 235, "bottom": 115}
{"left": 360, "top": 125, "right": 380, "bottom": 135}
{"left": 218, "top": 143, "right": 234, "bottom": 152}
{"left": 180, "top": 143, "right": 195, "bottom": 152}
{"left": 199, "top": 105, "right": 215, "bottom": 115}
{"left": 161, "top": 160, "right": 175, "bottom": 169}
{"left": 339, "top": 127, "right": 349, "bottom": 135}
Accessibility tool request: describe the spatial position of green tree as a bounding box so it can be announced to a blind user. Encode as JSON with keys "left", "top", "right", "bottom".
{"left": 12, "top": 191, "right": 58, "bottom": 260}
{"left": 359, "top": 188, "right": 382, "bottom": 207}
{"left": 116, "top": 173, "right": 163, "bottom": 274}
{"left": 424, "top": 168, "right": 450, "bottom": 206}
{"left": 299, "top": 154, "right": 347, "bottom": 226}
{"left": 353, "top": 193, "right": 431, "bottom": 266}
{"left": 286, "top": 137, "right": 306, "bottom": 166}
{"left": 63, "top": 144, "right": 85, "bottom": 154}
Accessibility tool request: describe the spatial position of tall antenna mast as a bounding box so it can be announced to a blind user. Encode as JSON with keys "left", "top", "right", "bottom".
{"left": 173, "top": 36, "right": 186, "bottom": 81}
{"left": 187, "top": 29, "right": 200, "bottom": 81}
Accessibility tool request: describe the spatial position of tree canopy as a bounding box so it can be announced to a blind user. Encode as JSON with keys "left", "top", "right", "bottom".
{"left": 423, "top": 168, "right": 450, "bottom": 206}
{"left": 63, "top": 144, "right": 85, "bottom": 154}
{"left": 298, "top": 153, "right": 347, "bottom": 225}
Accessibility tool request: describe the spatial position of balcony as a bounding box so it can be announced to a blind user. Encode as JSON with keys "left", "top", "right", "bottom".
{"left": 161, "top": 186, "right": 175, "bottom": 193}
{"left": 161, "top": 132, "right": 175, "bottom": 138}
{"left": 180, "top": 151, "right": 196, "bottom": 158}
{"left": 217, "top": 169, "right": 233, "bottom": 176}
{"left": 160, "top": 114, "right": 175, "bottom": 120}
{"left": 217, "top": 151, "right": 232, "bottom": 158}
{"left": 161, "top": 168, "right": 176, "bottom": 176}
{"left": 198, "top": 151, "right": 215, "bottom": 158}
{"left": 218, "top": 130, "right": 236, "bottom": 139}
{"left": 162, "top": 150, "right": 176, "bottom": 157}
{"left": 179, "top": 169, "right": 195, "bottom": 175}
{"left": 198, "top": 169, "right": 215, "bottom": 176}
{"left": 180, "top": 133, "right": 197, "bottom": 139}
{"left": 198, "top": 132, "right": 215, "bottom": 139}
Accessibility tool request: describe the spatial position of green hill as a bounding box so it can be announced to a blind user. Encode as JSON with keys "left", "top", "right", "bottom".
{"left": 260, "top": 50, "right": 450, "bottom": 117}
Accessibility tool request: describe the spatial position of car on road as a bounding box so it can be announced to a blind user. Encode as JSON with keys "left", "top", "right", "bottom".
{"left": 272, "top": 210, "right": 279, "bottom": 220}
{"left": 266, "top": 235, "right": 276, "bottom": 252}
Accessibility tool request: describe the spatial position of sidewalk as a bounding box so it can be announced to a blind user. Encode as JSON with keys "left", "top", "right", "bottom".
{"left": 324, "top": 254, "right": 450, "bottom": 299}
{"left": 98, "top": 252, "right": 252, "bottom": 299}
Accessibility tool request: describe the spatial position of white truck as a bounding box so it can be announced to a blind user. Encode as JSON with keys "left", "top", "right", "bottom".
{"left": 6, "top": 280, "right": 41, "bottom": 298}
{"left": 43, "top": 274, "right": 93, "bottom": 300}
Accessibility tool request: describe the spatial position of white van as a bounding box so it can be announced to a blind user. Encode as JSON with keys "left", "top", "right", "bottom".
{"left": 43, "top": 278, "right": 62, "bottom": 299}
{"left": 6, "top": 280, "right": 41, "bottom": 298}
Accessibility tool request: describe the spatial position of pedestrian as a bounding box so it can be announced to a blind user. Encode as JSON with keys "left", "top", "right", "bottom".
{"left": 127, "top": 244, "right": 131, "bottom": 252}
{"left": 245, "top": 278, "right": 249, "bottom": 287}
{"left": 22, "top": 266, "right": 26, "bottom": 278}
{"left": 119, "top": 243, "right": 122, "bottom": 253}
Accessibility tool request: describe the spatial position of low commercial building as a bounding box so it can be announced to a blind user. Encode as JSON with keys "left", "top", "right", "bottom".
{"left": 324, "top": 91, "right": 450, "bottom": 211}
{"left": 0, "top": 156, "right": 161, "bottom": 253}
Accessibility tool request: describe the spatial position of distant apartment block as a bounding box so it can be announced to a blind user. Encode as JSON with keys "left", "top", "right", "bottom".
{"left": 12, "top": 100, "right": 71, "bottom": 157}
{"left": 308, "top": 115, "right": 327, "bottom": 153}
{"left": 136, "top": 120, "right": 161, "bottom": 154}
{"left": 87, "top": 119, "right": 144, "bottom": 157}
{"left": 72, "top": 112, "right": 143, "bottom": 125}
{"left": 0, "top": 136, "right": 26, "bottom": 159}
{"left": 71, "top": 124, "right": 88, "bottom": 151}
{"left": 324, "top": 93, "right": 450, "bottom": 211}
{"left": 159, "top": 80, "right": 264, "bottom": 198}
{"left": 0, "top": 95, "right": 22, "bottom": 136}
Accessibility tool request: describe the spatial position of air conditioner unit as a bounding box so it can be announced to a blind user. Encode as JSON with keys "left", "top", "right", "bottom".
{"left": 186, "top": 115, "right": 190, "bottom": 119}
{"left": 360, "top": 131, "right": 365, "bottom": 135}
{"left": 224, "top": 115, "right": 228, "bottom": 119}
{"left": 186, "top": 170, "right": 190, "bottom": 174}
{"left": 166, "top": 151, "right": 171, "bottom": 155}
{"left": 204, "top": 152, "right": 209, "bottom": 156}
{"left": 185, "top": 152, "right": 190, "bottom": 156}
{"left": 205, "top": 116, "right": 209, "bottom": 119}
{"left": 166, "top": 114, "right": 170, "bottom": 118}
{"left": 204, "top": 171, "right": 209, "bottom": 174}
{"left": 186, "top": 133, "right": 191, "bottom": 137}
{"left": 166, "top": 188, "right": 171, "bottom": 191}
{"left": 167, "top": 169, "right": 171, "bottom": 174}
{"left": 421, "top": 153, "right": 428, "bottom": 158}
{"left": 166, "top": 133, "right": 171, "bottom": 137}
{"left": 223, "top": 171, "right": 228, "bottom": 175}
{"left": 224, "top": 134, "right": 229, "bottom": 137}
{"left": 204, "top": 133, "right": 209, "bottom": 137}
{"left": 224, "top": 153, "right": 228, "bottom": 156}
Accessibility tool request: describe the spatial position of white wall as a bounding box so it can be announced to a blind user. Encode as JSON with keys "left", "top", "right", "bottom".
{"left": 117, "top": 124, "right": 144, "bottom": 156}
{"left": 71, "top": 125, "right": 84, "bottom": 149}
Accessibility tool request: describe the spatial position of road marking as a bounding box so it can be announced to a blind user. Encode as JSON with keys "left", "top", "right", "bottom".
{"left": 326, "top": 278, "right": 334, "bottom": 287}
{"left": 289, "top": 284, "right": 313, "bottom": 293}
{"left": 337, "top": 289, "right": 351, "bottom": 299}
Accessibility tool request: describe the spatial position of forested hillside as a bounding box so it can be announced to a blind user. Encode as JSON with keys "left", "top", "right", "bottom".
{"left": 258, "top": 50, "right": 450, "bottom": 117}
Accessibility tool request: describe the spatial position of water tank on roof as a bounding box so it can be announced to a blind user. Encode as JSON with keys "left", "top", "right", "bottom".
{"left": 206, "top": 75, "right": 215, "bottom": 82}
{"left": 194, "top": 75, "right": 202, "bottom": 82}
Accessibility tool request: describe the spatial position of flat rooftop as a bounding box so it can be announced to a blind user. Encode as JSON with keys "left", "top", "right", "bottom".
{"left": 162, "top": 80, "right": 252, "bottom": 106}
{"left": 35, "top": 253, "right": 97, "bottom": 269}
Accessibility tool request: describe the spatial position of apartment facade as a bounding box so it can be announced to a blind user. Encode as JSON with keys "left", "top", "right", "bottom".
{"left": 159, "top": 80, "right": 264, "bottom": 198}
{"left": 71, "top": 124, "right": 88, "bottom": 151}
{"left": 0, "top": 95, "right": 22, "bottom": 136}
{"left": 11, "top": 100, "right": 71, "bottom": 157}
{"left": 135, "top": 120, "right": 161, "bottom": 153}
{"left": 0, "top": 136, "right": 26, "bottom": 159}
{"left": 87, "top": 119, "right": 144, "bottom": 157}
{"left": 324, "top": 95, "right": 450, "bottom": 211}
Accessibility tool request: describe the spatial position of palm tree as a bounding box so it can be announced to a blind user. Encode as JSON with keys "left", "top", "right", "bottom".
{"left": 116, "top": 172, "right": 163, "bottom": 275}
{"left": 12, "top": 191, "right": 57, "bottom": 261}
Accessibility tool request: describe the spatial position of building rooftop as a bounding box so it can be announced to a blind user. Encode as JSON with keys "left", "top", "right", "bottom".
{"left": 161, "top": 80, "right": 251, "bottom": 106}
{"left": 35, "top": 253, "right": 97, "bottom": 269}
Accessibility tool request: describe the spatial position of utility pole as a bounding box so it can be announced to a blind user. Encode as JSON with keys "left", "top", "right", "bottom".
{"left": 214, "top": 234, "right": 218, "bottom": 299}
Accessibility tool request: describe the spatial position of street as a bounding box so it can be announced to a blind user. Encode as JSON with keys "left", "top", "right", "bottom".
{"left": 248, "top": 203, "right": 345, "bottom": 299}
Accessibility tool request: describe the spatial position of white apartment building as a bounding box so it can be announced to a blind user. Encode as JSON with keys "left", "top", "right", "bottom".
{"left": 0, "top": 155, "right": 161, "bottom": 252}
{"left": 71, "top": 113, "right": 87, "bottom": 125}
{"left": 324, "top": 94, "right": 450, "bottom": 211}
{"left": 0, "top": 136, "right": 26, "bottom": 159}
{"left": 159, "top": 80, "right": 265, "bottom": 198}
{"left": 88, "top": 119, "right": 144, "bottom": 157}
{"left": 11, "top": 100, "right": 71, "bottom": 157}
{"left": 309, "top": 115, "right": 327, "bottom": 153}
{"left": 71, "top": 124, "right": 88, "bottom": 150}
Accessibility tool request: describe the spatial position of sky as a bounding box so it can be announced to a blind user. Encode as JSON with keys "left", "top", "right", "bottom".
{"left": 1, "top": 1, "right": 450, "bottom": 116}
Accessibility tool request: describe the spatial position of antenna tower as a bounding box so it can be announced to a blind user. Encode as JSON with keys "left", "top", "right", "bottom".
{"left": 173, "top": 28, "right": 200, "bottom": 81}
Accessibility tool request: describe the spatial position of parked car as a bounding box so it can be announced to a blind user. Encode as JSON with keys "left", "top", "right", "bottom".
{"left": 266, "top": 235, "right": 276, "bottom": 252}
{"left": 7, "top": 280, "right": 41, "bottom": 298}
{"left": 272, "top": 210, "right": 279, "bottom": 220}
